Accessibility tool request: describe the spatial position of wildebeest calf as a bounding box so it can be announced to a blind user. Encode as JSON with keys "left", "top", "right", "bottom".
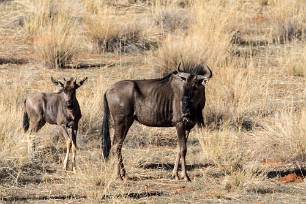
{"left": 23, "top": 77, "right": 88, "bottom": 172}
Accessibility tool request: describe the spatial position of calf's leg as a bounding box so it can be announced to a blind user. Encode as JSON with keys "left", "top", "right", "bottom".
{"left": 27, "top": 114, "right": 45, "bottom": 161}
{"left": 60, "top": 125, "right": 72, "bottom": 171}
{"left": 71, "top": 123, "right": 78, "bottom": 173}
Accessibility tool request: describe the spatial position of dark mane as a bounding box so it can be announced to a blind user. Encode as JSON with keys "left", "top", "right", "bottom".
{"left": 153, "top": 71, "right": 178, "bottom": 85}
{"left": 161, "top": 71, "right": 177, "bottom": 80}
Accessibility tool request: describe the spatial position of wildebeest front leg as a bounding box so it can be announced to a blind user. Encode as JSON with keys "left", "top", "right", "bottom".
{"left": 172, "top": 129, "right": 190, "bottom": 180}
{"left": 174, "top": 123, "right": 190, "bottom": 181}
{"left": 71, "top": 123, "right": 78, "bottom": 173}
{"left": 172, "top": 147, "right": 181, "bottom": 180}
{"left": 60, "top": 125, "right": 72, "bottom": 171}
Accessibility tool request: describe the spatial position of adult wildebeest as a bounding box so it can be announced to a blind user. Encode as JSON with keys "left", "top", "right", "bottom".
{"left": 101, "top": 64, "right": 212, "bottom": 181}
{"left": 23, "top": 77, "right": 88, "bottom": 173}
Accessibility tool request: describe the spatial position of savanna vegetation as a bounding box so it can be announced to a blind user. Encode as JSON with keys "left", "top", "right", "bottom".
{"left": 0, "top": 0, "right": 305, "bottom": 203}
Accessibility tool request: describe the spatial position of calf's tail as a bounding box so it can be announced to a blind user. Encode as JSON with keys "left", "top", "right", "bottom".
{"left": 101, "top": 93, "right": 111, "bottom": 159}
{"left": 23, "top": 100, "right": 30, "bottom": 132}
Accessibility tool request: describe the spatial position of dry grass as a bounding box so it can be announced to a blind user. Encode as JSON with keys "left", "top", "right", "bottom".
{"left": 83, "top": 1, "right": 158, "bottom": 54}
{"left": 17, "top": 0, "right": 82, "bottom": 68}
{"left": 0, "top": 0, "right": 306, "bottom": 203}
{"left": 205, "top": 66, "right": 273, "bottom": 130}
{"left": 153, "top": 0, "right": 242, "bottom": 74}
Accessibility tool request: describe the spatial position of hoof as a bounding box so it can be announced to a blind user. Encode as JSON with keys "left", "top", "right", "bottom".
{"left": 171, "top": 174, "right": 180, "bottom": 181}
{"left": 116, "top": 175, "right": 123, "bottom": 181}
{"left": 183, "top": 176, "right": 191, "bottom": 182}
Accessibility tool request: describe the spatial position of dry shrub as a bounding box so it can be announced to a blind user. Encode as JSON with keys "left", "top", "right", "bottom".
{"left": 18, "top": 0, "right": 81, "bottom": 68}
{"left": 33, "top": 19, "right": 80, "bottom": 69}
{"left": 77, "top": 75, "right": 105, "bottom": 138}
{"left": 268, "top": 0, "right": 306, "bottom": 43}
{"left": 154, "top": 35, "right": 207, "bottom": 75}
{"left": 82, "top": 0, "right": 107, "bottom": 14}
{"left": 197, "top": 129, "right": 264, "bottom": 191}
{"left": 154, "top": 0, "right": 243, "bottom": 74}
{"left": 197, "top": 109, "right": 306, "bottom": 190}
{"left": 272, "top": 19, "right": 303, "bottom": 44}
{"left": 0, "top": 73, "right": 29, "bottom": 183}
{"left": 0, "top": 0, "right": 13, "bottom": 3}
{"left": 86, "top": 18, "right": 151, "bottom": 54}
{"left": 252, "top": 108, "right": 306, "bottom": 162}
{"left": 188, "top": 1, "right": 244, "bottom": 65}
{"left": 275, "top": 42, "right": 306, "bottom": 77}
{"left": 84, "top": 2, "right": 157, "bottom": 54}
{"left": 256, "top": 0, "right": 270, "bottom": 6}
{"left": 154, "top": 6, "right": 191, "bottom": 34}
{"left": 132, "top": 0, "right": 192, "bottom": 7}
{"left": 205, "top": 66, "right": 272, "bottom": 130}
{"left": 198, "top": 130, "right": 248, "bottom": 173}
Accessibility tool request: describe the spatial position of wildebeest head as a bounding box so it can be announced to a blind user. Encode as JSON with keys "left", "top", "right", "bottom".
{"left": 176, "top": 63, "right": 212, "bottom": 125}
{"left": 51, "top": 77, "right": 88, "bottom": 109}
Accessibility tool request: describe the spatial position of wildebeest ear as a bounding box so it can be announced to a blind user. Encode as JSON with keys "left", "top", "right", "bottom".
{"left": 51, "top": 77, "right": 64, "bottom": 87}
{"left": 76, "top": 77, "right": 88, "bottom": 89}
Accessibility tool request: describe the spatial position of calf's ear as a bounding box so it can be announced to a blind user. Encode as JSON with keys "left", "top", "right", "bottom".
{"left": 76, "top": 77, "right": 88, "bottom": 89}
{"left": 51, "top": 77, "right": 64, "bottom": 87}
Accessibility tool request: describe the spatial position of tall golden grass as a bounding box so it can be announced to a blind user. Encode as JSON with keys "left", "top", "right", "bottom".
{"left": 18, "top": 0, "right": 81, "bottom": 68}
{"left": 0, "top": 0, "right": 305, "bottom": 201}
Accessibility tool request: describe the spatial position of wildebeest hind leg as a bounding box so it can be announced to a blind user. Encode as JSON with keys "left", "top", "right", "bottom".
{"left": 112, "top": 120, "right": 133, "bottom": 180}
{"left": 27, "top": 117, "right": 45, "bottom": 161}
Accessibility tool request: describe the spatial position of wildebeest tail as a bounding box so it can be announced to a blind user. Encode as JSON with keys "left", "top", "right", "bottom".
{"left": 101, "top": 93, "right": 111, "bottom": 159}
{"left": 23, "top": 100, "right": 30, "bottom": 132}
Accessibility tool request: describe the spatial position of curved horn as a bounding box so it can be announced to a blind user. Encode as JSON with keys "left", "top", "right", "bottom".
{"left": 203, "top": 65, "right": 212, "bottom": 79}
{"left": 196, "top": 65, "right": 212, "bottom": 84}
{"left": 197, "top": 65, "right": 212, "bottom": 79}
{"left": 176, "top": 62, "right": 192, "bottom": 79}
{"left": 177, "top": 72, "right": 191, "bottom": 79}
{"left": 177, "top": 62, "right": 182, "bottom": 72}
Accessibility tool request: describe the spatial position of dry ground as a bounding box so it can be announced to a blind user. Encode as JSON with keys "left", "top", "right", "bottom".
{"left": 0, "top": 0, "right": 306, "bottom": 203}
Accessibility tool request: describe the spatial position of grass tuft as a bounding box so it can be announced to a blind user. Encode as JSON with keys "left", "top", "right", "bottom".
{"left": 18, "top": 0, "right": 81, "bottom": 68}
